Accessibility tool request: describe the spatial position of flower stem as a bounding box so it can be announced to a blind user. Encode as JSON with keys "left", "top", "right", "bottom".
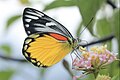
{"left": 93, "top": 71, "right": 99, "bottom": 79}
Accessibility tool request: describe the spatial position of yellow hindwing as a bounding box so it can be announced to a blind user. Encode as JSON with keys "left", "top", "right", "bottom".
{"left": 22, "top": 33, "right": 73, "bottom": 67}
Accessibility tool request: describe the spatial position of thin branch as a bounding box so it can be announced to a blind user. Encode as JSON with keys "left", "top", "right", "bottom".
{"left": 0, "top": 55, "right": 27, "bottom": 62}
{"left": 80, "top": 35, "right": 115, "bottom": 47}
{"left": 107, "top": 0, "right": 117, "bottom": 9}
{"left": 0, "top": 35, "right": 115, "bottom": 62}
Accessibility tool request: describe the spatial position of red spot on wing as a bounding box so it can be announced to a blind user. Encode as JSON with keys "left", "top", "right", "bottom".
{"left": 49, "top": 33, "right": 68, "bottom": 41}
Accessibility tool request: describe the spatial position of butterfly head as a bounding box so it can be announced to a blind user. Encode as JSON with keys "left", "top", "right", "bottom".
{"left": 70, "top": 38, "right": 79, "bottom": 49}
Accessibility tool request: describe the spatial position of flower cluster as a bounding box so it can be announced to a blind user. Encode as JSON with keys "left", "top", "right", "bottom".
{"left": 73, "top": 45, "right": 117, "bottom": 71}
{"left": 72, "top": 45, "right": 118, "bottom": 80}
{"left": 96, "top": 74, "right": 111, "bottom": 80}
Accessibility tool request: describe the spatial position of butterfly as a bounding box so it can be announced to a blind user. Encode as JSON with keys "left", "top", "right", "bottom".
{"left": 22, "top": 8, "right": 80, "bottom": 68}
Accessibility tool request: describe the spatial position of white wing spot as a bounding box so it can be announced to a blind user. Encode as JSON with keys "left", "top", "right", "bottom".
{"left": 25, "top": 15, "right": 39, "bottom": 19}
{"left": 26, "top": 11, "right": 44, "bottom": 17}
{"left": 25, "top": 39, "right": 32, "bottom": 44}
{"left": 33, "top": 23, "right": 45, "bottom": 27}
{"left": 46, "top": 22, "right": 57, "bottom": 27}
{"left": 24, "top": 45, "right": 28, "bottom": 50}
{"left": 27, "top": 31, "right": 31, "bottom": 34}
{"left": 25, "top": 19, "right": 31, "bottom": 22}
{"left": 35, "top": 11, "right": 44, "bottom": 17}
{"left": 25, "top": 24, "right": 29, "bottom": 27}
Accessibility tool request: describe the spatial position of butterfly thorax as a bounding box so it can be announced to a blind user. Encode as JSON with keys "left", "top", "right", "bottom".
{"left": 72, "top": 38, "right": 79, "bottom": 49}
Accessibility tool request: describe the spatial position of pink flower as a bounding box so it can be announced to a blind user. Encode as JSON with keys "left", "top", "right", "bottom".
{"left": 73, "top": 76, "right": 79, "bottom": 80}
{"left": 73, "top": 45, "right": 118, "bottom": 71}
{"left": 72, "top": 45, "right": 118, "bottom": 80}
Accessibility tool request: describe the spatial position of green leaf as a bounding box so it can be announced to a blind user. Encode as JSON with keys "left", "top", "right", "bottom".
{"left": 96, "top": 18, "right": 113, "bottom": 38}
{"left": 0, "top": 70, "right": 14, "bottom": 80}
{"left": 6, "top": 15, "right": 21, "bottom": 30}
{"left": 95, "top": 18, "right": 113, "bottom": 50}
{"left": 99, "top": 61, "right": 119, "bottom": 77}
{"left": 112, "top": 73, "right": 120, "bottom": 80}
{"left": 112, "top": 10, "right": 120, "bottom": 77}
{"left": 84, "top": 74, "right": 95, "bottom": 80}
{"left": 44, "top": 0, "right": 76, "bottom": 11}
{"left": 0, "top": 44, "right": 12, "bottom": 55}
{"left": 109, "top": 60, "right": 120, "bottom": 77}
{"left": 112, "top": 9, "right": 120, "bottom": 41}
{"left": 19, "top": 0, "right": 30, "bottom": 5}
{"left": 77, "top": 0, "right": 105, "bottom": 35}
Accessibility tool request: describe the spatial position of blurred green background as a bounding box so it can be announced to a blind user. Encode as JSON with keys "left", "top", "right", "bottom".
{"left": 0, "top": 0, "right": 119, "bottom": 80}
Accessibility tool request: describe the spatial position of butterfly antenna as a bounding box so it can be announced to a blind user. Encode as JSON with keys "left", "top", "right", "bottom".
{"left": 80, "top": 17, "right": 94, "bottom": 34}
